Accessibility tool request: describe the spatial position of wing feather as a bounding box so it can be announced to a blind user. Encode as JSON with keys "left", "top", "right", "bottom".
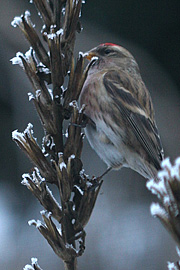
{"left": 103, "top": 70, "right": 164, "bottom": 170}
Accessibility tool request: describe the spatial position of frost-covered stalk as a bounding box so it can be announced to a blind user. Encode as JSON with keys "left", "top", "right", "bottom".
{"left": 147, "top": 157, "right": 180, "bottom": 269}
{"left": 11, "top": 1, "right": 102, "bottom": 270}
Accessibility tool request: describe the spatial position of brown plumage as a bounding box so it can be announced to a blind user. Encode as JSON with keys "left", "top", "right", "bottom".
{"left": 80, "top": 43, "right": 164, "bottom": 179}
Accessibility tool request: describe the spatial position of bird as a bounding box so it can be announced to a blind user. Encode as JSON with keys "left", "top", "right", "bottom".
{"left": 79, "top": 43, "right": 164, "bottom": 180}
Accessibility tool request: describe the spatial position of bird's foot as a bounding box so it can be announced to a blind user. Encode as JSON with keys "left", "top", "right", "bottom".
{"left": 97, "top": 167, "right": 112, "bottom": 181}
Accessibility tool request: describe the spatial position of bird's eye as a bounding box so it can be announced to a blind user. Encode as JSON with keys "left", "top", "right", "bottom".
{"left": 104, "top": 49, "right": 112, "bottom": 55}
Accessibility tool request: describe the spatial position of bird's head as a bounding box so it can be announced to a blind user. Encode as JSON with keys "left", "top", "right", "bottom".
{"left": 85, "top": 43, "right": 139, "bottom": 73}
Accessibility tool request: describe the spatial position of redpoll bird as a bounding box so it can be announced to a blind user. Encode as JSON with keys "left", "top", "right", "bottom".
{"left": 80, "top": 43, "right": 164, "bottom": 180}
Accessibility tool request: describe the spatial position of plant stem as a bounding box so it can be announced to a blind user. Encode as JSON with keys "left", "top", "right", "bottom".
{"left": 64, "top": 258, "right": 77, "bottom": 270}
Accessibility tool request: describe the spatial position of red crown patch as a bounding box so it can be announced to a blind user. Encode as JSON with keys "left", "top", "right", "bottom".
{"left": 100, "top": 43, "right": 118, "bottom": 47}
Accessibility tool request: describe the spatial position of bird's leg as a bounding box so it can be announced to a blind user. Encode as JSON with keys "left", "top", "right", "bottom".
{"left": 97, "top": 164, "right": 123, "bottom": 181}
{"left": 97, "top": 167, "right": 112, "bottom": 181}
{"left": 70, "top": 114, "right": 95, "bottom": 128}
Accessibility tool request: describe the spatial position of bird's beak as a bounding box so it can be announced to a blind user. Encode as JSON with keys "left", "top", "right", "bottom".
{"left": 84, "top": 50, "right": 98, "bottom": 61}
{"left": 85, "top": 52, "right": 96, "bottom": 60}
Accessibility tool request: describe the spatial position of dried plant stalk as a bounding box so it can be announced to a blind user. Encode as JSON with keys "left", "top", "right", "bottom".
{"left": 11, "top": 1, "right": 102, "bottom": 269}
{"left": 147, "top": 157, "right": 180, "bottom": 269}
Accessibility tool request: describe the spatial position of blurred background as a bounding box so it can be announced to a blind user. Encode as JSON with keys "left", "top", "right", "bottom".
{"left": 1, "top": 0, "right": 180, "bottom": 269}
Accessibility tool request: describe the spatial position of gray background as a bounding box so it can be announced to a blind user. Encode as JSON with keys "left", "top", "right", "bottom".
{"left": 1, "top": 1, "right": 180, "bottom": 269}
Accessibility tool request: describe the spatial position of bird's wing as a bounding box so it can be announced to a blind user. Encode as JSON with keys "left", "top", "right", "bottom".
{"left": 103, "top": 70, "right": 164, "bottom": 170}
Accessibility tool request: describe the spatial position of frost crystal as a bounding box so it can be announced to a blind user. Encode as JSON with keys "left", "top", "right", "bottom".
{"left": 58, "top": 152, "right": 63, "bottom": 159}
{"left": 21, "top": 178, "right": 30, "bottom": 187}
{"left": 25, "top": 123, "right": 34, "bottom": 134}
{"left": 31, "top": 258, "right": 38, "bottom": 265}
{"left": 11, "top": 16, "right": 22, "bottom": 28}
{"left": 23, "top": 258, "right": 39, "bottom": 269}
{"left": 40, "top": 210, "right": 52, "bottom": 218}
{"left": 60, "top": 161, "right": 66, "bottom": 171}
{"left": 161, "top": 157, "right": 172, "bottom": 169}
{"left": 40, "top": 210, "right": 46, "bottom": 215}
{"left": 10, "top": 52, "right": 24, "bottom": 67}
{"left": 35, "top": 89, "right": 41, "bottom": 98}
{"left": 167, "top": 248, "right": 180, "bottom": 270}
{"left": 159, "top": 157, "right": 180, "bottom": 180}
{"left": 23, "top": 265, "right": 34, "bottom": 270}
{"left": 157, "top": 170, "right": 169, "bottom": 182}
{"left": 21, "top": 173, "right": 31, "bottom": 187}
{"left": 147, "top": 155, "right": 180, "bottom": 237}
{"left": 91, "top": 56, "right": 99, "bottom": 61}
{"left": 48, "top": 88, "right": 53, "bottom": 99}
{"left": 79, "top": 51, "right": 87, "bottom": 58}
{"left": 56, "top": 28, "right": 64, "bottom": 35}
{"left": 10, "top": 48, "right": 35, "bottom": 68}
{"left": 28, "top": 219, "right": 36, "bottom": 226}
{"left": 65, "top": 243, "right": 74, "bottom": 249}
{"left": 150, "top": 202, "right": 167, "bottom": 217}
{"left": 74, "top": 185, "right": 84, "bottom": 195}
{"left": 171, "top": 158, "right": 180, "bottom": 180}
{"left": 12, "top": 129, "right": 26, "bottom": 144}
{"left": 147, "top": 157, "right": 180, "bottom": 215}
{"left": 46, "top": 185, "right": 61, "bottom": 208}
{"left": 36, "top": 220, "right": 43, "bottom": 228}
{"left": 146, "top": 178, "right": 166, "bottom": 198}
{"left": 69, "top": 100, "right": 77, "bottom": 107}
{"left": 175, "top": 157, "right": 180, "bottom": 167}
{"left": 167, "top": 261, "right": 178, "bottom": 270}
{"left": 72, "top": 219, "right": 75, "bottom": 225}
{"left": 38, "top": 64, "right": 50, "bottom": 74}
{"left": 12, "top": 129, "right": 20, "bottom": 140}
{"left": 47, "top": 33, "right": 56, "bottom": 40}
{"left": 47, "top": 27, "right": 63, "bottom": 39}
{"left": 28, "top": 92, "right": 34, "bottom": 101}
{"left": 176, "top": 246, "right": 180, "bottom": 257}
{"left": 25, "top": 48, "right": 33, "bottom": 60}
{"left": 11, "top": 10, "right": 34, "bottom": 30}
{"left": 65, "top": 130, "right": 68, "bottom": 138}
{"left": 25, "top": 10, "right": 31, "bottom": 18}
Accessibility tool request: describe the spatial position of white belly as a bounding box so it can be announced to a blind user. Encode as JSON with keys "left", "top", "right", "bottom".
{"left": 85, "top": 121, "right": 155, "bottom": 179}
{"left": 85, "top": 122, "right": 126, "bottom": 169}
